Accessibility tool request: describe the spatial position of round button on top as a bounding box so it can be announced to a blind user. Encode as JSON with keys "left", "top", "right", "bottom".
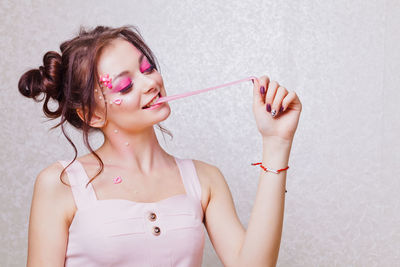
{"left": 148, "top": 212, "right": 157, "bottom": 222}
{"left": 152, "top": 226, "right": 161, "bottom": 236}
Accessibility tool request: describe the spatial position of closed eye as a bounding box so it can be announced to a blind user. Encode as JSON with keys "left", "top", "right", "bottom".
{"left": 143, "top": 65, "right": 155, "bottom": 73}
{"left": 119, "top": 82, "right": 133, "bottom": 94}
{"left": 140, "top": 56, "right": 156, "bottom": 74}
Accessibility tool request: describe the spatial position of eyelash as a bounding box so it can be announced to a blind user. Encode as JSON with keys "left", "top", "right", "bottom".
{"left": 143, "top": 64, "right": 155, "bottom": 73}
{"left": 119, "top": 82, "right": 133, "bottom": 93}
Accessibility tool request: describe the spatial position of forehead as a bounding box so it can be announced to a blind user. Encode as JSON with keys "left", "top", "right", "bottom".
{"left": 97, "top": 38, "right": 142, "bottom": 75}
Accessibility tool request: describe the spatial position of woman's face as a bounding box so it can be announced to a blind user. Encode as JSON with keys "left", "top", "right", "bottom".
{"left": 95, "top": 38, "right": 171, "bottom": 133}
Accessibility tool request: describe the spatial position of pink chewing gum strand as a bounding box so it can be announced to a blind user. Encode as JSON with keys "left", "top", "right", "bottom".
{"left": 154, "top": 76, "right": 259, "bottom": 105}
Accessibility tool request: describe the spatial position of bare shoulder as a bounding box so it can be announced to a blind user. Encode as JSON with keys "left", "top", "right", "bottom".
{"left": 35, "top": 161, "right": 70, "bottom": 192}
{"left": 192, "top": 159, "right": 231, "bottom": 195}
{"left": 36, "top": 161, "right": 65, "bottom": 182}
{"left": 192, "top": 159, "right": 227, "bottom": 211}
{"left": 192, "top": 159, "right": 223, "bottom": 180}
{"left": 28, "top": 162, "right": 75, "bottom": 265}
{"left": 34, "top": 161, "right": 76, "bottom": 225}
{"left": 193, "top": 159, "right": 227, "bottom": 185}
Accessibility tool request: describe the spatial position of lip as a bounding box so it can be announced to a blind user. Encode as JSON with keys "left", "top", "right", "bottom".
{"left": 142, "top": 92, "right": 161, "bottom": 109}
{"left": 146, "top": 102, "right": 164, "bottom": 110}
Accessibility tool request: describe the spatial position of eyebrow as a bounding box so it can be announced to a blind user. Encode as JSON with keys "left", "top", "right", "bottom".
{"left": 112, "top": 53, "right": 146, "bottom": 82}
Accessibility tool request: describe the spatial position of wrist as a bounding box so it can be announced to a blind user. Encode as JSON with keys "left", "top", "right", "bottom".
{"left": 261, "top": 137, "right": 292, "bottom": 168}
{"left": 262, "top": 136, "right": 292, "bottom": 150}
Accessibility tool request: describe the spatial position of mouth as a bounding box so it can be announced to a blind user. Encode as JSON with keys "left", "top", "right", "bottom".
{"left": 142, "top": 92, "right": 161, "bottom": 109}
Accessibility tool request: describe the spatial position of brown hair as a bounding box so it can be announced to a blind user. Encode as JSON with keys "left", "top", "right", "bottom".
{"left": 18, "top": 25, "right": 173, "bottom": 187}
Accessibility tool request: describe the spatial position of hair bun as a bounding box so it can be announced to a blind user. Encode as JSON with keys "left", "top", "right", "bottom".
{"left": 42, "top": 51, "right": 63, "bottom": 98}
{"left": 18, "top": 51, "right": 64, "bottom": 118}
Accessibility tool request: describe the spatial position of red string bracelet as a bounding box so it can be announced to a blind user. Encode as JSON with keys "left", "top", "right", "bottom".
{"left": 251, "top": 162, "right": 289, "bottom": 193}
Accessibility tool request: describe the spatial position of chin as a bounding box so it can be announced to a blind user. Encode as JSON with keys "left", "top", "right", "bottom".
{"left": 154, "top": 103, "right": 171, "bottom": 123}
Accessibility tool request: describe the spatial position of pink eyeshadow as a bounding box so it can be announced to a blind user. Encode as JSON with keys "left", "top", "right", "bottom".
{"left": 112, "top": 78, "right": 131, "bottom": 93}
{"left": 140, "top": 58, "right": 151, "bottom": 73}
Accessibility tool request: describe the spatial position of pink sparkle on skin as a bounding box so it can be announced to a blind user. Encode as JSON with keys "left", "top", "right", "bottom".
{"left": 99, "top": 74, "right": 112, "bottom": 89}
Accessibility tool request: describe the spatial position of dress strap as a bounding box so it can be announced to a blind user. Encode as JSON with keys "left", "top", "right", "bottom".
{"left": 58, "top": 160, "right": 97, "bottom": 210}
{"left": 174, "top": 157, "right": 202, "bottom": 202}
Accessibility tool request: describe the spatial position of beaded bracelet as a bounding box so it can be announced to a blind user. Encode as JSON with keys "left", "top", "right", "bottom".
{"left": 251, "top": 162, "right": 289, "bottom": 193}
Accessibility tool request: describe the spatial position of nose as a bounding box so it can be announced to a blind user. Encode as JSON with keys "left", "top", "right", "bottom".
{"left": 139, "top": 74, "right": 158, "bottom": 94}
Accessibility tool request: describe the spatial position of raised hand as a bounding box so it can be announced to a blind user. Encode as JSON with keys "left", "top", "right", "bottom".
{"left": 252, "top": 75, "right": 302, "bottom": 143}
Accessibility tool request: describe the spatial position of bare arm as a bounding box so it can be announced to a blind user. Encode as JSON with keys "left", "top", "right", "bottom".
{"left": 27, "top": 163, "right": 72, "bottom": 267}
{"left": 204, "top": 75, "right": 301, "bottom": 266}
{"left": 237, "top": 138, "right": 291, "bottom": 267}
{"left": 202, "top": 138, "right": 291, "bottom": 267}
{"left": 198, "top": 161, "right": 246, "bottom": 267}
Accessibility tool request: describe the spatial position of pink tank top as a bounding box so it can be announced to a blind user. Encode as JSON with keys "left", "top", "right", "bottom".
{"left": 58, "top": 156, "right": 205, "bottom": 267}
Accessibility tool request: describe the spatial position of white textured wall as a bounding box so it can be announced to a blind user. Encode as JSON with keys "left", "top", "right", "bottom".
{"left": 1, "top": 0, "right": 399, "bottom": 266}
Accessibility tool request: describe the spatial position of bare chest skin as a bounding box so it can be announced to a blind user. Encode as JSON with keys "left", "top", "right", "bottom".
{"left": 64, "top": 159, "right": 211, "bottom": 226}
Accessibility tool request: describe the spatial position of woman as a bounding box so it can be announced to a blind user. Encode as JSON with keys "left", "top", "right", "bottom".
{"left": 19, "top": 25, "right": 302, "bottom": 267}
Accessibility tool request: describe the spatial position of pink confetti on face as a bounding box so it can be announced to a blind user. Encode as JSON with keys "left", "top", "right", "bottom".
{"left": 99, "top": 74, "right": 113, "bottom": 89}
{"left": 113, "top": 176, "right": 122, "bottom": 184}
{"left": 113, "top": 98, "right": 122, "bottom": 105}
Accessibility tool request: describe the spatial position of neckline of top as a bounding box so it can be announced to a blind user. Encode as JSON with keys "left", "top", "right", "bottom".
{"left": 72, "top": 156, "right": 189, "bottom": 205}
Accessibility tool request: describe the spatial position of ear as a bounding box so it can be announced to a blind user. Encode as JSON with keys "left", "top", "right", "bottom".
{"left": 76, "top": 107, "right": 106, "bottom": 128}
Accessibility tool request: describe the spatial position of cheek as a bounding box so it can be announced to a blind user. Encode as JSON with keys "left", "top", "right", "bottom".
{"left": 93, "top": 92, "right": 107, "bottom": 109}
{"left": 107, "top": 92, "right": 141, "bottom": 112}
{"left": 120, "top": 93, "right": 140, "bottom": 108}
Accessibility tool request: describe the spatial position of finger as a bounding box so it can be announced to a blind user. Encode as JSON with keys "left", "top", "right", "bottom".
{"left": 281, "top": 91, "right": 298, "bottom": 112}
{"left": 265, "top": 80, "right": 279, "bottom": 113}
{"left": 252, "top": 77, "right": 261, "bottom": 103}
{"left": 271, "top": 86, "right": 288, "bottom": 117}
{"left": 252, "top": 75, "right": 270, "bottom": 106}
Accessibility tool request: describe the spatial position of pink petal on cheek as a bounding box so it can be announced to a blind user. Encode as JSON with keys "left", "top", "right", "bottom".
{"left": 113, "top": 98, "right": 122, "bottom": 105}
{"left": 113, "top": 176, "right": 122, "bottom": 184}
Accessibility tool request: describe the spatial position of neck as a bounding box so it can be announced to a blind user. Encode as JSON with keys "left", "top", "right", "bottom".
{"left": 96, "top": 126, "right": 172, "bottom": 174}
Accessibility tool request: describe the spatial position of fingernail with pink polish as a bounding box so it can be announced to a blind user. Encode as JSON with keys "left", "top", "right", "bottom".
{"left": 260, "top": 86, "right": 265, "bottom": 95}
{"left": 267, "top": 104, "right": 271, "bottom": 112}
